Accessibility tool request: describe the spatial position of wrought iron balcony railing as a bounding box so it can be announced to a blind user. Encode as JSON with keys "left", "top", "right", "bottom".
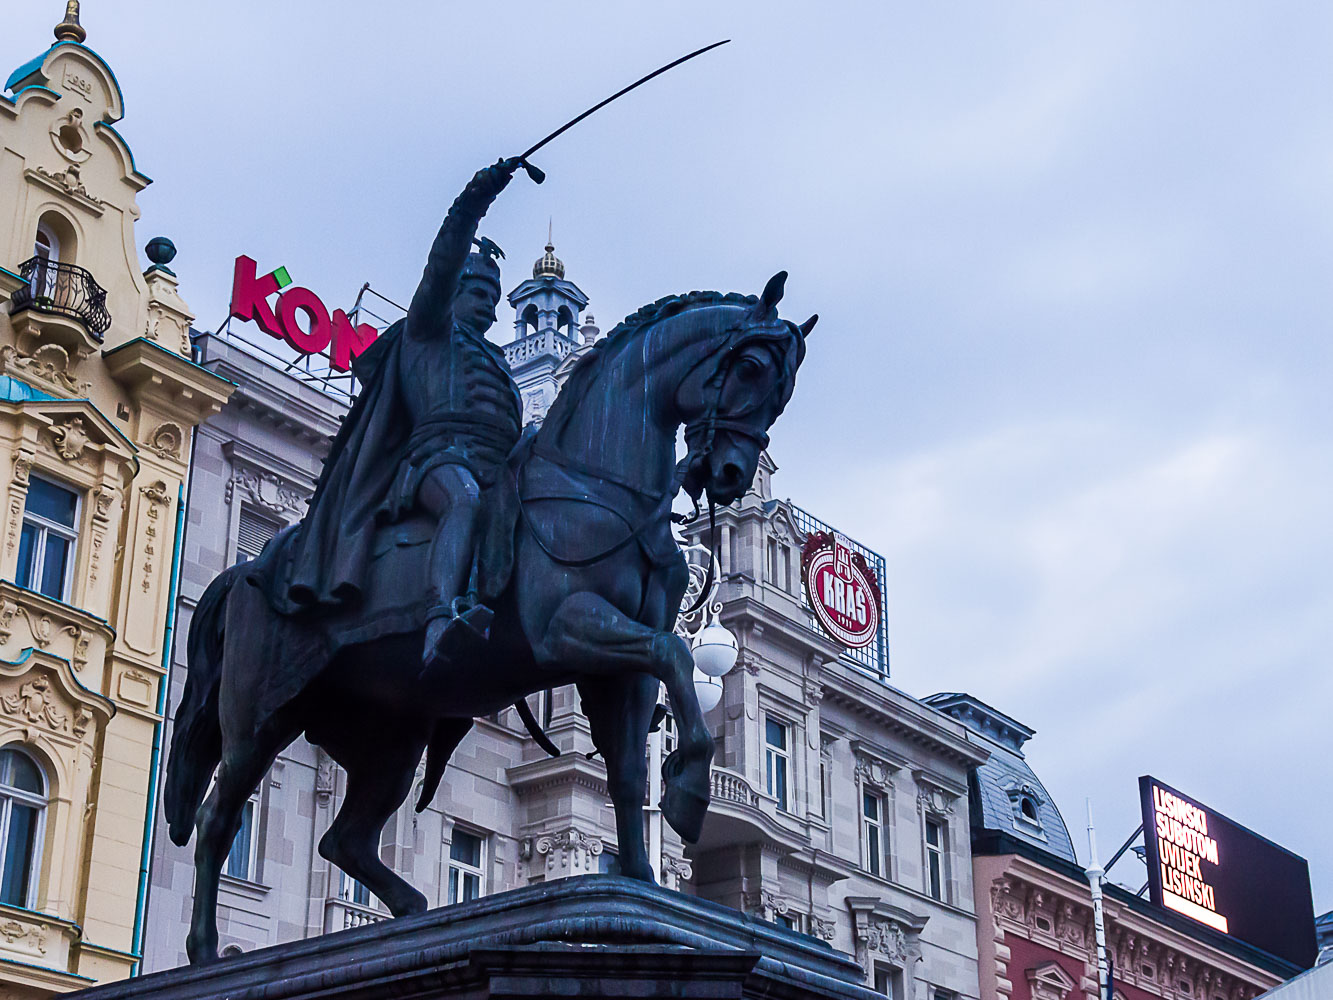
{"left": 10, "top": 256, "right": 111, "bottom": 338}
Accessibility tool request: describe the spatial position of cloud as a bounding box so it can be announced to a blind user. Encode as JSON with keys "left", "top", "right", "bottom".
{"left": 818, "top": 417, "right": 1333, "bottom": 902}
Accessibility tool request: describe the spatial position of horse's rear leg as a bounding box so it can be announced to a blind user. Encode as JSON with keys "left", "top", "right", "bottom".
{"left": 579, "top": 674, "right": 658, "bottom": 882}
{"left": 187, "top": 726, "right": 291, "bottom": 964}
{"left": 319, "top": 724, "right": 430, "bottom": 917}
{"left": 541, "top": 592, "right": 714, "bottom": 843}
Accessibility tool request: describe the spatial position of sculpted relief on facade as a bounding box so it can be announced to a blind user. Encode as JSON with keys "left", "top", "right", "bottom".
{"left": 225, "top": 461, "right": 309, "bottom": 518}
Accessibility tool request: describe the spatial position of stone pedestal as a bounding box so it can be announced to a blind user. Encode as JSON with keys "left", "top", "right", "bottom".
{"left": 77, "top": 877, "right": 880, "bottom": 999}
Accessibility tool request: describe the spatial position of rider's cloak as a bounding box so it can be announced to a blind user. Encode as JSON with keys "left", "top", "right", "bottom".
{"left": 253, "top": 321, "right": 412, "bottom": 620}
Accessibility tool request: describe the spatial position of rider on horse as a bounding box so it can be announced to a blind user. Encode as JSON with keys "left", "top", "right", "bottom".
{"left": 262, "top": 158, "right": 530, "bottom": 671}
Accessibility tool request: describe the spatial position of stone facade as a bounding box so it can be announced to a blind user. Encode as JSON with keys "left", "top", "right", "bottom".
{"left": 0, "top": 9, "right": 232, "bottom": 995}
{"left": 143, "top": 247, "right": 990, "bottom": 999}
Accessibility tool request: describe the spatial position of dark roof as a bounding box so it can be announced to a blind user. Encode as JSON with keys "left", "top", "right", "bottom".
{"left": 923, "top": 692, "right": 1077, "bottom": 864}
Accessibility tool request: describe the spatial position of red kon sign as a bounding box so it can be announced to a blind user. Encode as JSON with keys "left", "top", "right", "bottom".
{"left": 801, "top": 531, "right": 882, "bottom": 649}
{"left": 229, "top": 256, "right": 378, "bottom": 372}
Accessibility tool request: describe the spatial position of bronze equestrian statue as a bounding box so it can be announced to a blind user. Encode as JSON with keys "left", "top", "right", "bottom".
{"left": 271, "top": 158, "right": 524, "bottom": 670}
{"left": 163, "top": 158, "right": 815, "bottom": 964}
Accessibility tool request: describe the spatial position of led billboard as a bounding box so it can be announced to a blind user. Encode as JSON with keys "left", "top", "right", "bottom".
{"left": 1139, "top": 776, "right": 1317, "bottom": 969}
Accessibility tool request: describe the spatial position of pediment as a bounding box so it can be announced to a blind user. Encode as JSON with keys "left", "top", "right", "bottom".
{"left": 999, "top": 775, "right": 1047, "bottom": 806}
{"left": 1026, "top": 960, "right": 1077, "bottom": 999}
{"left": 17, "top": 42, "right": 125, "bottom": 125}
{"left": 5, "top": 396, "right": 139, "bottom": 484}
{"left": 0, "top": 647, "right": 114, "bottom": 746}
{"left": 30, "top": 397, "right": 133, "bottom": 452}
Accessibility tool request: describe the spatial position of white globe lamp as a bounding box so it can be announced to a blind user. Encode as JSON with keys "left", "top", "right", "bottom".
{"left": 693, "top": 669, "right": 724, "bottom": 713}
{"left": 692, "top": 620, "right": 738, "bottom": 677}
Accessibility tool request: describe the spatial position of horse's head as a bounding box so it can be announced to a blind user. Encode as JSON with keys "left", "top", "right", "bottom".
{"left": 676, "top": 272, "right": 816, "bottom": 506}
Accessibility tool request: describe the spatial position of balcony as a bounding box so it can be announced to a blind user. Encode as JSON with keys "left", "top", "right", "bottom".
{"left": 712, "top": 765, "right": 761, "bottom": 807}
{"left": 694, "top": 764, "right": 812, "bottom": 854}
{"left": 10, "top": 256, "right": 111, "bottom": 339}
{"left": 323, "top": 897, "right": 385, "bottom": 932}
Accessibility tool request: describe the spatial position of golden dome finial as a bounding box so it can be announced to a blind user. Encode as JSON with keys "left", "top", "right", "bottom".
{"left": 55, "top": 1, "right": 86, "bottom": 44}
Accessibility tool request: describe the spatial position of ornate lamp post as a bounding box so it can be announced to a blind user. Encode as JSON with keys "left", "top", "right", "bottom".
{"left": 633, "top": 544, "right": 740, "bottom": 880}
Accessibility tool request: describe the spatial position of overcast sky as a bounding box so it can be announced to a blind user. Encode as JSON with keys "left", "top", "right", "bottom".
{"left": 9, "top": 3, "right": 1331, "bottom": 911}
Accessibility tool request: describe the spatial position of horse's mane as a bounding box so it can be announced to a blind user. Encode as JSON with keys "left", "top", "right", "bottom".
{"left": 542, "top": 289, "right": 760, "bottom": 435}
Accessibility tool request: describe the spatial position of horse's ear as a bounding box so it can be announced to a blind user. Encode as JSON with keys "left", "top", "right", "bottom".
{"left": 799, "top": 314, "right": 818, "bottom": 337}
{"left": 755, "top": 271, "right": 788, "bottom": 319}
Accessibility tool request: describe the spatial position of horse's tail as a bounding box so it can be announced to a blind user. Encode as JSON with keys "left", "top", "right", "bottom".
{"left": 164, "top": 566, "right": 236, "bottom": 846}
{"left": 415, "top": 726, "right": 451, "bottom": 813}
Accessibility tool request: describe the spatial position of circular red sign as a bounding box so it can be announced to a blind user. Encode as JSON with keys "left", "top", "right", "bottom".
{"left": 801, "top": 532, "right": 881, "bottom": 648}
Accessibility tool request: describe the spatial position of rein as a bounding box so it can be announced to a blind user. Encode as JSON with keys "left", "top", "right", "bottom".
{"left": 514, "top": 325, "right": 775, "bottom": 602}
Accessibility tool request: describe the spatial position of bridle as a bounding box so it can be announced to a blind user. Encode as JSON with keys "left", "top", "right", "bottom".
{"left": 517, "top": 325, "right": 784, "bottom": 615}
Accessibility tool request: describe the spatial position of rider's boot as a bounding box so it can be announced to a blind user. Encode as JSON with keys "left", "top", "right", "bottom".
{"left": 421, "top": 591, "right": 493, "bottom": 677}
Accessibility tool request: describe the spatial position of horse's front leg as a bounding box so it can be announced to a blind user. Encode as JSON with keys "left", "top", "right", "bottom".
{"left": 578, "top": 674, "right": 658, "bottom": 882}
{"left": 541, "top": 592, "right": 714, "bottom": 843}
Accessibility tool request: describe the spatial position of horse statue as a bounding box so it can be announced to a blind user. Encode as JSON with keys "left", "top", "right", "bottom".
{"left": 163, "top": 270, "right": 814, "bottom": 963}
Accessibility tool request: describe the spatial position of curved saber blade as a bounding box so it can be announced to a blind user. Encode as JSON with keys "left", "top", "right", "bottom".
{"left": 519, "top": 39, "right": 731, "bottom": 161}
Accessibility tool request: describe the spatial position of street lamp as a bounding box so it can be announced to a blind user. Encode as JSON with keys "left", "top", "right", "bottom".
{"left": 694, "top": 671, "right": 724, "bottom": 713}
{"left": 692, "top": 614, "right": 738, "bottom": 677}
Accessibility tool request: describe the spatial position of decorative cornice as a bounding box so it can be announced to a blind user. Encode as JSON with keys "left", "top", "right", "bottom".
{"left": 0, "top": 581, "right": 112, "bottom": 675}
{"left": 821, "top": 674, "right": 990, "bottom": 769}
{"left": 846, "top": 896, "right": 928, "bottom": 973}
{"left": 984, "top": 857, "right": 1279, "bottom": 997}
{"left": 0, "top": 344, "right": 90, "bottom": 397}
{"left": 524, "top": 826, "right": 605, "bottom": 878}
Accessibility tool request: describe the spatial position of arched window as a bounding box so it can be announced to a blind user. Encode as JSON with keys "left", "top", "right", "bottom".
{"left": 33, "top": 224, "right": 60, "bottom": 300}
{"left": 0, "top": 748, "right": 47, "bottom": 907}
{"left": 34, "top": 224, "right": 59, "bottom": 263}
{"left": 1020, "top": 795, "right": 1038, "bottom": 821}
{"left": 556, "top": 305, "right": 573, "bottom": 335}
{"left": 521, "top": 304, "right": 539, "bottom": 335}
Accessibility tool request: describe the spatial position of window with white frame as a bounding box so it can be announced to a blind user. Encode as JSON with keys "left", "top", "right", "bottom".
{"left": 874, "top": 965, "right": 905, "bottom": 999}
{"left": 540, "top": 687, "right": 554, "bottom": 729}
{"left": 925, "top": 817, "right": 947, "bottom": 901}
{"left": 447, "top": 829, "right": 485, "bottom": 904}
{"left": 661, "top": 711, "right": 678, "bottom": 757}
{"left": 862, "top": 788, "right": 888, "bottom": 877}
{"left": 774, "top": 911, "right": 800, "bottom": 932}
{"left": 223, "top": 795, "right": 259, "bottom": 882}
{"left": 0, "top": 748, "right": 46, "bottom": 908}
{"left": 236, "top": 504, "right": 283, "bottom": 563}
{"left": 32, "top": 223, "right": 60, "bottom": 299}
{"left": 763, "top": 717, "right": 791, "bottom": 812}
{"left": 339, "top": 870, "right": 372, "bottom": 907}
{"left": 16, "top": 476, "right": 80, "bottom": 601}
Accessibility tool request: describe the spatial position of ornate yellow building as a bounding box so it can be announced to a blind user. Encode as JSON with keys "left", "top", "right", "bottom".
{"left": 0, "top": 5, "right": 232, "bottom": 994}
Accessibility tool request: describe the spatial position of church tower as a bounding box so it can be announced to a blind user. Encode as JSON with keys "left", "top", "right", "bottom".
{"left": 503, "top": 236, "right": 596, "bottom": 425}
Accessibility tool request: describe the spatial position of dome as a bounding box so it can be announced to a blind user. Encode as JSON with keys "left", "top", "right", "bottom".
{"left": 533, "top": 243, "right": 564, "bottom": 280}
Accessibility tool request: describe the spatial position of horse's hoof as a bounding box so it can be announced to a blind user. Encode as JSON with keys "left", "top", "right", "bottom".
{"left": 619, "top": 860, "right": 657, "bottom": 883}
{"left": 660, "top": 785, "right": 709, "bottom": 843}
{"left": 660, "top": 747, "right": 713, "bottom": 842}
{"left": 186, "top": 936, "right": 219, "bottom": 966}
{"left": 390, "top": 890, "right": 429, "bottom": 918}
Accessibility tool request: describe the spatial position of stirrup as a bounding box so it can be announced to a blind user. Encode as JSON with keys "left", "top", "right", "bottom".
{"left": 422, "top": 603, "right": 494, "bottom": 675}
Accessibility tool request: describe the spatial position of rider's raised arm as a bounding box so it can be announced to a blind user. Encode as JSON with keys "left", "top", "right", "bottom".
{"left": 407, "top": 159, "right": 518, "bottom": 340}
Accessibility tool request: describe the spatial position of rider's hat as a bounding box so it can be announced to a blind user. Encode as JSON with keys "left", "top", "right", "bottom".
{"left": 460, "top": 237, "right": 503, "bottom": 298}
